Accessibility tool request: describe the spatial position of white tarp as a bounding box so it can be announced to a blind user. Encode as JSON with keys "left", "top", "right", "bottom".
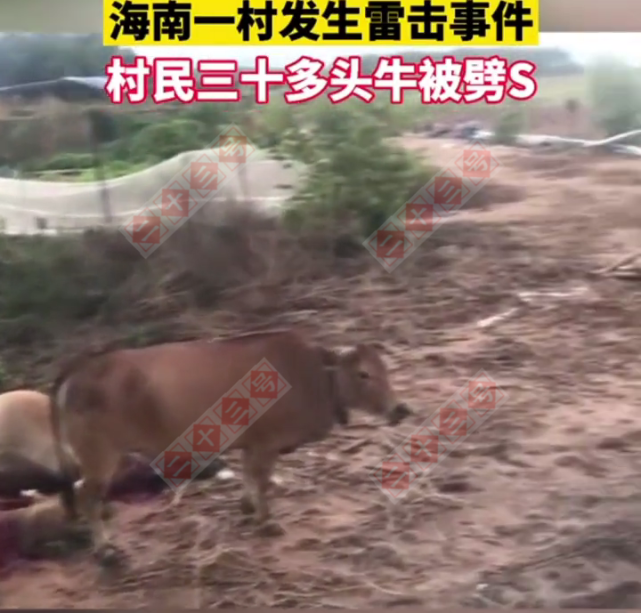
{"left": 0, "top": 148, "right": 304, "bottom": 235}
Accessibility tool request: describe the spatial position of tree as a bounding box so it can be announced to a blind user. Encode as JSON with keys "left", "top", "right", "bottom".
{"left": 280, "top": 101, "right": 432, "bottom": 237}
{"left": 0, "top": 34, "right": 136, "bottom": 86}
{"left": 587, "top": 58, "right": 641, "bottom": 136}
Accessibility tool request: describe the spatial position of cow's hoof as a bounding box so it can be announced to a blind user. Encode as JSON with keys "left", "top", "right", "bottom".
{"left": 239, "top": 495, "right": 256, "bottom": 515}
{"left": 257, "top": 521, "right": 285, "bottom": 538}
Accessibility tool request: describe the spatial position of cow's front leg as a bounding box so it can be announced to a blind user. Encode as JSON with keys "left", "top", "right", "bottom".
{"left": 243, "top": 448, "right": 284, "bottom": 537}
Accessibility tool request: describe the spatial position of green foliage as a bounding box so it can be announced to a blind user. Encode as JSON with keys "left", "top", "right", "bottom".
{"left": 183, "top": 102, "right": 235, "bottom": 131}
{"left": 0, "top": 235, "right": 118, "bottom": 346}
{"left": 587, "top": 59, "right": 641, "bottom": 136}
{"left": 278, "top": 102, "right": 432, "bottom": 237}
{"left": 493, "top": 104, "right": 526, "bottom": 145}
{"left": 129, "top": 119, "right": 209, "bottom": 163}
{"left": 74, "top": 160, "right": 151, "bottom": 181}
{"left": 22, "top": 152, "right": 96, "bottom": 173}
{"left": 0, "top": 34, "right": 135, "bottom": 87}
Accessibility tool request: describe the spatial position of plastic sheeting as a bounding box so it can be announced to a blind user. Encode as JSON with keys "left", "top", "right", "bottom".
{"left": 467, "top": 127, "right": 641, "bottom": 156}
{"left": 3, "top": 125, "right": 639, "bottom": 236}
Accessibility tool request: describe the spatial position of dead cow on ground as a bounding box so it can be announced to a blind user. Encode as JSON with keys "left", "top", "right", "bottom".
{"left": 50, "top": 329, "right": 412, "bottom": 566}
{"left": 0, "top": 390, "right": 224, "bottom": 505}
{"left": 0, "top": 390, "right": 81, "bottom": 500}
{"left": 0, "top": 495, "right": 90, "bottom": 567}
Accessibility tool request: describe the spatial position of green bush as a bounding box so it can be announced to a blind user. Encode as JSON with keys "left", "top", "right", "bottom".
{"left": 129, "top": 118, "right": 209, "bottom": 162}
{"left": 184, "top": 102, "right": 234, "bottom": 132}
{"left": 279, "top": 103, "right": 432, "bottom": 237}
{"left": 74, "top": 160, "right": 151, "bottom": 181}
{"left": 21, "top": 151, "right": 96, "bottom": 173}
{"left": 0, "top": 235, "right": 109, "bottom": 346}
{"left": 493, "top": 104, "right": 525, "bottom": 145}
{"left": 588, "top": 59, "right": 641, "bottom": 136}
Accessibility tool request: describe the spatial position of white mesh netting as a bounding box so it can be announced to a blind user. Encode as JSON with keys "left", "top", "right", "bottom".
{"left": 0, "top": 148, "right": 304, "bottom": 235}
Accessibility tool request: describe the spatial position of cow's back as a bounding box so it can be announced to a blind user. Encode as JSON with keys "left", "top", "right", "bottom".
{"left": 0, "top": 391, "right": 55, "bottom": 467}
{"left": 87, "top": 331, "right": 336, "bottom": 456}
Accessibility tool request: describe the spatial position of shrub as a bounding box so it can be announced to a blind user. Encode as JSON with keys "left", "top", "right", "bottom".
{"left": 21, "top": 151, "right": 96, "bottom": 173}
{"left": 279, "top": 102, "right": 432, "bottom": 238}
{"left": 0, "top": 235, "right": 114, "bottom": 347}
{"left": 588, "top": 59, "right": 641, "bottom": 136}
{"left": 129, "top": 119, "right": 209, "bottom": 162}
{"left": 493, "top": 104, "right": 525, "bottom": 145}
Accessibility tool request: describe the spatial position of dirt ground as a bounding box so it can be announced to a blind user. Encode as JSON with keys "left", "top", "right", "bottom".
{"left": 3, "top": 136, "right": 641, "bottom": 609}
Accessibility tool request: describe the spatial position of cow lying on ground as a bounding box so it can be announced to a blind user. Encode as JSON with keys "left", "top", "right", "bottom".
{"left": 0, "top": 389, "right": 225, "bottom": 503}
{"left": 0, "top": 390, "right": 80, "bottom": 499}
{"left": 50, "top": 328, "right": 413, "bottom": 567}
{"left": 0, "top": 488, "right": 91, "bottom": 570}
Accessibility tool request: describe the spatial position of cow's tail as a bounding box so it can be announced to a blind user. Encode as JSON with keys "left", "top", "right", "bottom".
{"left": 49, "top": 375, "right": 78, "bottom": 521}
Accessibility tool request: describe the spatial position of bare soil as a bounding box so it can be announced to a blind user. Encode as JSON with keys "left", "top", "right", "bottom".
{"left": 3, "top": 136, "right": 641, "bottom": 609}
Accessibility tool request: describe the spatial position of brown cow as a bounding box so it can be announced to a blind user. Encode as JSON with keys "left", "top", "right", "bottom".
{"left": 50, "top": 329, "right": 412, "bottom": 566}
{"left": 0, "top": 389, "right": 225, "bottom": 505}
{"left": 0, "top": 491, "right": 92, "bottom": 567}
{"left": 0, "top": 390, "right": 81, "bottom": 500}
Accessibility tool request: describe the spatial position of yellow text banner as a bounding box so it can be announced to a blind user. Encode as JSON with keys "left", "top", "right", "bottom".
{"left": 104, "top": 0, "right": 539, "bottom": 46}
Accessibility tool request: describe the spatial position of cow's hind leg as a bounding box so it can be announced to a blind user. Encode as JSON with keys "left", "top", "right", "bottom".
{"left": 242, "top": 448, "right": 283, "bottom": 537}
{"left": 73, "top": 443, "right": 123, "bottom": 568}
{"left": 239, "top": 450, "right": 257, "bottom": 516}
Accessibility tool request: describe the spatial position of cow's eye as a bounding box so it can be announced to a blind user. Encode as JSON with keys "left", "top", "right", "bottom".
{"left": 358, "top": 370, "right": 370, "bottom": 380}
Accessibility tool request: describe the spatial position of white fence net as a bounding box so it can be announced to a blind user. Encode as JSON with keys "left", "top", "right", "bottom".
{"left": 0, "top": 148, "right": 304, "bottom": 235}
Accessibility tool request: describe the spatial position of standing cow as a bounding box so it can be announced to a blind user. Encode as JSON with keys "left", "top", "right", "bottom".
{"left": 50, "top": 328, "right": 413, "bottom": 567}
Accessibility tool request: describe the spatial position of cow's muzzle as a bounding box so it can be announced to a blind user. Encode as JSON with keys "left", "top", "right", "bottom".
{"left": 387, "top": 402, "right": 412, "bottom": 426}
